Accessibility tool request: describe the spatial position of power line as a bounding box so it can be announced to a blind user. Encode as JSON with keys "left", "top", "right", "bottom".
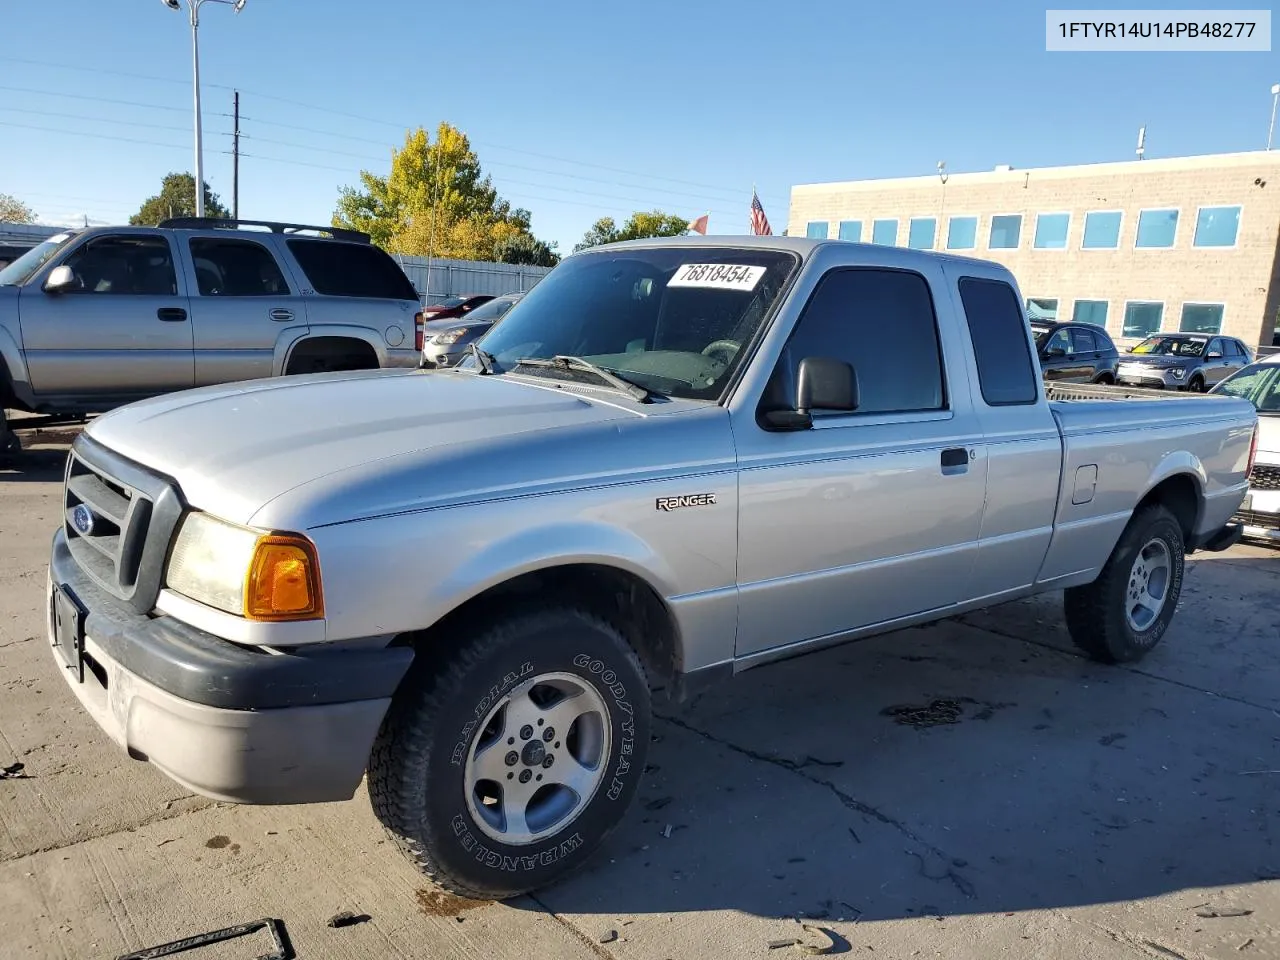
{"left": 0, "top": 85, "right": 191, "bottom": 114}
{"left": 0, "top": 119, "right": 200, "bottom": 151}
{"left": 1, "top": 58, "right": 788, "bottom": 206}
{"left": 0, "top": 104, "right": 191, "bottom": 135}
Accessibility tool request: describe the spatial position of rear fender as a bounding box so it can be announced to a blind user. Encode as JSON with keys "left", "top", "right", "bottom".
{"left": 275, "top": 326, "right": 387, "bottom": 375}
{"left": 0, "top": 322, "right": 33, "bottom": 405}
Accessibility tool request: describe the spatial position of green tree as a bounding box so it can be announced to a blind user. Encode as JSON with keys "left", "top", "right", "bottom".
{"left": 130, "top": 173, "right": 228, "bottom": 225}
{"left": 334, "top": 122, "right": 552, "bottom": 262}
{"left": 573, "top": 210, "right": 689, "bottom": 252}
{"left": 494, "top": 233, "right": 560, "bottom": 267}
{"left": 0, "top": 193, "right": 36, "bottom": 224}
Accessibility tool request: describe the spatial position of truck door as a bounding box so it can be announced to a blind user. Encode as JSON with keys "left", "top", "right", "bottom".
{"left": 731, "top": 258, "right": 989, "bottom": 658}
{"left": 945, "top": 267, "right": 1059, "bottom": 600}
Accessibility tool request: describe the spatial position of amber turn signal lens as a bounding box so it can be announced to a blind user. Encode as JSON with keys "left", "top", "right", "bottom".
{"left": 244, "top": 535, "right": 324, "bottom": 621}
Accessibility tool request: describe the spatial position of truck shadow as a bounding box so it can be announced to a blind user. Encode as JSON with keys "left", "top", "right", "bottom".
{"left": 0, "top": 447, "right": 70, "bottom": 484}
{"left": 531, "top": 552, "right": 1280, "bottom": 924}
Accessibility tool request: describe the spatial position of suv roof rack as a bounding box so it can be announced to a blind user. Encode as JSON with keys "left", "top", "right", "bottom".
{"left": 157, "top": 217, "right": 371, "bottom": 244}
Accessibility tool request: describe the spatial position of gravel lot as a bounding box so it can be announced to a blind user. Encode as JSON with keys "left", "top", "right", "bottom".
{"left": 2, "top": 432, "right": 1278, "bottom": 960}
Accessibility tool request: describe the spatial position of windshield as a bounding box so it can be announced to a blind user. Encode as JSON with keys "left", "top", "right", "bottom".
{"left": 463, "top": 296, "right": 519, "bottom": 323}
{"left": 463, "top": 247, "right": 799, "bottom": 401}
{"left": 0, "top": 233, "right": 76, "bottom": 286}
{"left": 1212, "top": 361, "right": 1280, "bottom": 414}
{"left": 1131, "top": 336, "right": 1207, "bottom": 357}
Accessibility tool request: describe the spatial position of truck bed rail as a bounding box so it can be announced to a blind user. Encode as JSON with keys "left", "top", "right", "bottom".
{"left": 1044, "top": 382, "right": 1233, "bottom": 403}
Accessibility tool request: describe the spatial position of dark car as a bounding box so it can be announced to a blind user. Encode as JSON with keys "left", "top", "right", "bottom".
{"left": 420, "top": 292, "right": 525, "bottom": 368}
{"left": 1029, "top": 320, "right": 1121, "bottom": 383}
{"left": 420, "top": 293, "right": 495, "bottom": 324}
{"left": 1115, "top": 333, "right": 1254, "bottom": 392}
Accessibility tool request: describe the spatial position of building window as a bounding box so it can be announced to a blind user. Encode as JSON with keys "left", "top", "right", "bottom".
{"left": 907, "top": 217, "right": 936, "bottom": 249}
{"left": 871, "top": 219, "right": 898, "bottom": 245}
{"left": 1193, "top": 206, "right": 1241, "bottom": 248}
{"left": 805, "top": 221, "right": 829, "bottom": 240}
{"left": 1026, "top": 297, "right": 1059, "bottom": 322}
{"left": 837, "top": 220, "right": 862, "bottom": 242}
{"left": 1180, "top": 303, "right": 1225, "bottom": 334}
{"left": 946, "top": 216, "right": 977, "bottom": 250}
{"left": 989, "top": 214, "right": 1022, "bottom": 249}
{"left": 1082, "top": 211, "right": 1122, "bottom": 249}
{"left": 1135, "top": 209, "right": 1179, "bottom": 248}
{"left": 1123, "top": 301, "right": 1164, "bottom": 337}
{"left": 1072, "top": 299, "right": 1109, "bottom": 327}
{"left": 1033, "top": 213, "right": 1070, "bottom": 249}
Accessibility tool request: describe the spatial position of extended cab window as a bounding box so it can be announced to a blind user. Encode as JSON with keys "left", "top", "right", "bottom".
{"left": 189, "top": 238, "right": 289, "bottom": 296}
{"left": 779, "top": 267, "right": 946, "bottom": 415}
{"left": 61, "top": 235, "right": 177, "bottom": 296}
{"left": 957, "top": 277, "right": 1038, "bottom": 405}
{"left": 286, "top": 239, "right": 419, "bottom": 301}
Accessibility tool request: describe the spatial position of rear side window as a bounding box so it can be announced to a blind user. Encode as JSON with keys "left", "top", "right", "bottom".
{"left": 189, "top": 238, "right": 288, "bottom": 296}
{"left": 286, "top": 240, "right": 419, "bottom": 300}
{"left": 781, "top": 267, "right": 946, "bottom": 415}
{"left": 957, "top": 277, "right": 1039, "bottom": 406}
{"left": 1070, "top": 328, "right": 1097, "bottom": 353}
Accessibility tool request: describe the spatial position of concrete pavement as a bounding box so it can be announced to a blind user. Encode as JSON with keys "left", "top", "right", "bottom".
{"left": 2, "top": 434, "right": 1278, "bottom": 959}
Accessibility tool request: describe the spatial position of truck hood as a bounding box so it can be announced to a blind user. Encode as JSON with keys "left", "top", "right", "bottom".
{"left": 84, "top": 369, "right": 649, "bottom": 526}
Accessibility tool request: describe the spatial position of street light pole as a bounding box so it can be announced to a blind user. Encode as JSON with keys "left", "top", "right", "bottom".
{"left": 163, "top": 0, "right": 247, "bottom": 219}
{"left": 1269, "top": 83, "right": 1280, "bottom": 151}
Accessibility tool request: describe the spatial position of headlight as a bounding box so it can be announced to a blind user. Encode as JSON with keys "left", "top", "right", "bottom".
{"left": 432, "top": 328, "right": 468, "bottom": 345}
{"left": 165, "top": 512, "right": 324, "bottom": 621}
{"left": 1169, "top": 368, "right": 1186, "bottom": 379}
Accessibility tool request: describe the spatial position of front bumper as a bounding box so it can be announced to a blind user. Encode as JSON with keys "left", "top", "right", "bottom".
{"left": 1115, "top": 366, "right": 1188, "bottom": 389}
{"left": 420, "top": 346, "right": 465, "bottom": 369}
{"left": 47, "top": 529, "right": 414, "bottom": 804}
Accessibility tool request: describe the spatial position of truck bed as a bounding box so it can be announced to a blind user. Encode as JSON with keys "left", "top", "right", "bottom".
{"left": 1044, "top": 381, "right": 1235, "bottom": 403}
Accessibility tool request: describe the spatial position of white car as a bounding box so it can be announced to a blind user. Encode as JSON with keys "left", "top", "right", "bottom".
{"left": 1212, "top": 353, "right": 1280, "bottom": 542}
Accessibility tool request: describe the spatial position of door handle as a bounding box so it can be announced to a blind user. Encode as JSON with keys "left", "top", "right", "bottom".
{"left": 157, "top": 307, "right": 187, "bottom": 322}
{"left": 941, "top": 447, "right": 969, "bottom": 470}
{"left": 270, "top": 308, "right": 295, "bottom": 322}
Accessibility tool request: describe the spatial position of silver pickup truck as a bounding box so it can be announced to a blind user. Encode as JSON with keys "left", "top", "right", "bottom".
{"left": 45, "top": 237, "right": 1258, "bottom": 900}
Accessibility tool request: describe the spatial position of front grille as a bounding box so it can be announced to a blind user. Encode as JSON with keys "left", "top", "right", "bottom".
{"left": 1235, "top": 507, "right": 1280, "bottom": 529}
{"left": 62, "top": 435, "right": 184, "bottom": 614}
{"left": 1249, "top": 465, "right": 1280, "bottom": 491}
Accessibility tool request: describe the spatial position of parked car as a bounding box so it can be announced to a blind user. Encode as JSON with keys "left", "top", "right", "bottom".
{"left": 46, "top": 236, "right": 1255, "bottom": 902}
{"left": 0, "top": 243, "right": 36, "bottom": 270}
{"left": 420, "top": 293, "right": 495, "bottom": 323}
{"left": 1115, "top": 333, "right": 1254, "bottom": 392}
{"left": 420, "top": 292, "right": 525, "bottom": 368}
{"left": 1029, "top": 320, "right": 1120, "bottom": 383}
{"left": 1211, "top": 353, "right": 1280, "bottom": 543}
{"left": 0, "top": 218, "right": 423, "bottom": 450}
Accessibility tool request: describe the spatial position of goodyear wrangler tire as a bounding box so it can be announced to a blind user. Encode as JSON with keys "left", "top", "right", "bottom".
{"left": 1063, "top": 503, "right": 1185, "bottom": 664}
{"left": 368, "top": 606, "right": 651, "bottom": 900}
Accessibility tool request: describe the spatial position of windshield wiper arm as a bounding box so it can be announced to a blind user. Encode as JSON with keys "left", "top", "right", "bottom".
{"left": 466, "top": 341, "right": 496, "bottom": 374}
{"left": 515, "top": 355, "right": 653, "bottom": 403}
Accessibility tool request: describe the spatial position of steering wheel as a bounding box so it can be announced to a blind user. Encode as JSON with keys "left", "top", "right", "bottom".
{"left": 701, "top": 339, "right": 741, "bottom": 366}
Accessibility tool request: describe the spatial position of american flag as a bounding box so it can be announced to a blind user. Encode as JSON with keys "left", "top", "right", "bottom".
{"left": 749, "top": 189, "right": 772, "bottom": 236}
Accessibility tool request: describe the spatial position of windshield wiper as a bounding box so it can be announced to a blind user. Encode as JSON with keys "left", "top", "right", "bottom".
{"left": 466, "top": 342, "right": 496, "bottom": 374}
{"left": 514, "top": 355, "right": 653, "bottom": 403}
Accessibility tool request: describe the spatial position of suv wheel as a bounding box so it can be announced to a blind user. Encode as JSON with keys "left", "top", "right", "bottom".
{"left": 1063, "top": 503, "right": 1185, "bottom": 663}
{"left": 368, "top": 606, "right": 651, "bottom": 900}
{"left": 1187, "top": 375, "right": 1205, "bottom": 392}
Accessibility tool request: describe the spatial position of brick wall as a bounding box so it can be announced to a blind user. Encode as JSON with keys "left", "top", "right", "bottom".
{"left": 788, "top": 152, "right": 1280, "bottom": 349}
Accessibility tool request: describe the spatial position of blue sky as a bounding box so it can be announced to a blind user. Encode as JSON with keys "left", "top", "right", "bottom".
{"left": 1, "top": 1, "right": 1276, "bottom": 253}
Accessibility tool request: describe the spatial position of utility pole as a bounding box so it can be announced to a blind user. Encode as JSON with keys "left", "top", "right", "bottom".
{"left": 232, "top": 90, "right": 240, "bottom": 219}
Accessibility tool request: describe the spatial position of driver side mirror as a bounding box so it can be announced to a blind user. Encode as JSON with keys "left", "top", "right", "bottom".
{"left": 763, "top": 357, "right": 859, "bottom": 431}
{"left": 43, "top": 265, "right": 79, "bottom": 295}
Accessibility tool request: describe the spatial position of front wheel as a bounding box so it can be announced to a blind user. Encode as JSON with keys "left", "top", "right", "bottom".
{"left": 1187, "top": 376, "right": 1205, "bottom": 393}
{"left": 1063, "top": 503, "right": 1185, "bottom": 663}
{"left": 368, "top": 606, "right": 651, "bottom": 900}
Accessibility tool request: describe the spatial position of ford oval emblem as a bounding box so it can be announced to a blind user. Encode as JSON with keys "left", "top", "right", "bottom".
{"left": 71, "top": 504, "right": 95, "bottom": 536}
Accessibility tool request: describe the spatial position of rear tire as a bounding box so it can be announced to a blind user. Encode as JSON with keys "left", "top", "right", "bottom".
{"left": 1063, "top": 504, "right": 1185, "bottom": 664}
{"left": 368, "top": 606, "right": 651, "bottom": 900}
{"left": 1094, "top": 373, "right": 1115, "bottom": 385}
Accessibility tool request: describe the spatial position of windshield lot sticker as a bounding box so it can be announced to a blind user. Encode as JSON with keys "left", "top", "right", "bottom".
{"left": 668, "top": 264, "right": 765, "bottom": 291}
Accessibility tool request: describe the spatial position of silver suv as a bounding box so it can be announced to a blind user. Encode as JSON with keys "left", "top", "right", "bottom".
{"left": 0, "top": 218, "right": 423, "bottom": 425}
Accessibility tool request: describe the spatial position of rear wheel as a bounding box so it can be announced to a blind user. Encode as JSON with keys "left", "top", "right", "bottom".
{"left": 284, "top": 338, "right": 378, "bottom": 376}
{"left": 1064, "top": 504, "right": 1185, "bottom": 663}
{"left": 1094, "top": 372, "right": 1115, "bottom": 385}
{"left": 368, "top": 606, "right": 651, "bottom": 900}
